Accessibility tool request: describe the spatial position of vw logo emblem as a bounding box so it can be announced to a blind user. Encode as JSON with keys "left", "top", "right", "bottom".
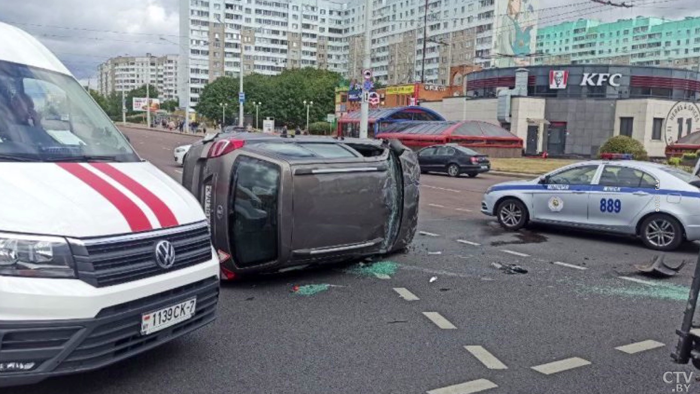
{"left": 154, "top": 240, "right": 176, "bottom": 269}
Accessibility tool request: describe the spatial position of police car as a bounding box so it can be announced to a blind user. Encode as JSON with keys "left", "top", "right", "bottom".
{"left": 482, "top": 160, "right": 700, "bottom": 251}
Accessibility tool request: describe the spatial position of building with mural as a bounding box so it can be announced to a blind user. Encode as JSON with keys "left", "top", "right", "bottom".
{"left": 422, "top": 65, "right": 700, "bottom": 158}
{"left": 535, "top": 16, "right": 700, "bottom": 69}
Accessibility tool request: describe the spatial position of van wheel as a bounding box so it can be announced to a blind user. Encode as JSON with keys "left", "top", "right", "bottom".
{"left": 640, "top": 214, "right": 683, "bottom": 251}
{"left": 447, "top": 164, "right": 460, "bottom": 177}
{"left": 497, "top": 199, "right": 528, "bottom": 231}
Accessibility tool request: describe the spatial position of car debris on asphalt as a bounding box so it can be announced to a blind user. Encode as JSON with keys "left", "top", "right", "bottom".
{"left": 635, "top": 254, "right": 687, "bottom": 277}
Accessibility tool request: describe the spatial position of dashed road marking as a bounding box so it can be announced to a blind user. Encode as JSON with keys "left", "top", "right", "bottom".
{"left": 464, "top": 346, "right": 508, "bottom": 370}
{"left": 423, "top": 312, "right": 457, "bottom": 329}
{"left": 501, "top": 250, "right": 529, "bottom": 257}
{"left": 394, "top": 287, "right": 419, "bottom": 301}
{"left": 615, "top": 340, "right": 665, "bottom": 354}
{"left": 423, "top": 185, "right": 461, "bottom": 193}
{"left": 531, "top": 357, "right": 591, "bottom": 375}
{"left": 428, "top": 203, "right": 446, "bottom": 208}
{"left": 419, "top": 231, "right": 440, "bottom": 237}
{"left": 619, "top": 277, "right": 659, "bottom": 286}
{"left": 174, "top": 170, "right": 183, "bottom": 174}
{"left": 456, "top": 208, "right": 473, "bottom": 213}
{"left": 374, "top": 273, "right": 391, "bottom": 280}
{"left": 553, "top": 261, "right": 587, "bottom": 270}
{"left": 457, "top": 239, "right": 481, "bottom": 246}
{"left": 427, "top": 379, "right": 498, "bottom": 394}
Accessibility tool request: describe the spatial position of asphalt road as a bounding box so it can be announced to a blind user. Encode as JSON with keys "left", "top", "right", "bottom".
{"left": 16, "top": 126, "right": 700, "bottom": 394}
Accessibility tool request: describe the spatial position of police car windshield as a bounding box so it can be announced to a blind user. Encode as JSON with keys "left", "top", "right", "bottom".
{"left": 0, "top": 60, "right": 138, "bottom": 163}
{"left": 661, "top": 166, "right": 700, "bottom": 184}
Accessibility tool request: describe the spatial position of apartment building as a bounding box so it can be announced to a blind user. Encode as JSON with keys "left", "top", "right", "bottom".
{"left": 179, "top": 0, "right": 538, "bottom": 109}
{"left": 97, "top": 54, "right": 179, "bottom": 101}
{"left": 536, "top": 16, "right": 700, "bottom": 69}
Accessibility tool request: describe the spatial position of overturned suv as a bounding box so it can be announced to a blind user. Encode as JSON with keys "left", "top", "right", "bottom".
{"left": 182, "top": 133, "right": 420, "bottom": 279}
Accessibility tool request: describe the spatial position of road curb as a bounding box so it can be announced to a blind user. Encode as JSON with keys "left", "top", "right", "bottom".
{"left": 489, "top": 171, "right": 538, "bottom": 179}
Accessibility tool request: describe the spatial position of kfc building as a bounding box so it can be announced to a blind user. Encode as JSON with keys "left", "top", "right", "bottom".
{"left": 422, "top": 65, "right": 700, "bottom": 158}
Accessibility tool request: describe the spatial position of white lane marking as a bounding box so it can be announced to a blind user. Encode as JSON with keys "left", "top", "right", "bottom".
{"left": 423, "top": 312, "right": 457, "bottom": 329}
{"left": 428, "top": 251, "right": 443, "bottom": 255}
{"left": 501, "top": 250, "right": 529, "bottom": 257}
{"left": 174, "top": 170, "right": 183, "bottom": 174}
{"left": 464, "top": 346, "right": 508, "bottom": 370}
{"left": 619, "top": 277, "right": 659, "bottom": 286}
{"left": 553, "top": 261, "right": 587, "bottom": 270}
{"left": 456, "top": 208, "right": 473, "bottom": 213}
{"left": 374, "top": 273, "right": 391, "bottom": 280}
{"left": 428, "top": 203, "right": 445, "bottom": 208}
{"left": 423, "top": 184, "right": 461, "bottom": 193}
{"left": 427, "top": 379, "right": 498, "bottom": 394}
{"left": 394, "top": 288, "right": 420, "bottom": 301}
{"left": 162, "top": 147, "right": 170, "bottom": 151}
{"left": 615, "top": 340, "right": 665, "bottom": 354}
{"left": 419, "top": 231, "right": 440, "bottom": 237}
{"left": 457, "top": 240, "right": 481, "bottom": 246}
{"left": 531, "top": 357, "right": 591, "bottom": 375}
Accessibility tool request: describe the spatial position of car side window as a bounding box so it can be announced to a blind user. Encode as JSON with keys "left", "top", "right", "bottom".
{"left": 435, "top": 146, "right": 449, "bottom": 155}
{"left": 599, "top": 165, "right": 657, "bottom": 188}
{"left": 548, "top": 165, "right": 598, "bottom": 185}
{"left": 445, "top": 147, "right": 456, "bottom": 156}
{"left": 419, "top": 148, "right": 435, "bottom": 157}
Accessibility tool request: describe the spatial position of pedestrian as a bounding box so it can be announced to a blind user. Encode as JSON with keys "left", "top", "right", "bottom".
{"left": 178, "top": 120, "right": 184, "bottom": 133}
{"left": 294, "top": 126, "right": 301, "bottom": 136}
{"left": 281, "top": 125, "right": 288, "bottom": 137}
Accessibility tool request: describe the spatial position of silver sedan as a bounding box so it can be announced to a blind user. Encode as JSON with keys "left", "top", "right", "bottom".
{"left": 481, "top": 160, "right": 700, "bottom": 250}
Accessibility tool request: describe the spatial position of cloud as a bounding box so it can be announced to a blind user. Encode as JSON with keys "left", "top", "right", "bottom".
{"left": 0, "top": 0, "right": 180, "bottom": 79}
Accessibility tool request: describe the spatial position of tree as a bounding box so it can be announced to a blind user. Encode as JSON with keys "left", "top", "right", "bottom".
{"left": 161, "top": 99, "right": 179, "bottom": 112}
{"left": 195, "top": 77, "right": 240, "bottom": 126}
{"left": 599, "top": 135, "right": 648, "bottom": 161}
{"left": 88, "top": 89, "right": 108, "bottom": 113}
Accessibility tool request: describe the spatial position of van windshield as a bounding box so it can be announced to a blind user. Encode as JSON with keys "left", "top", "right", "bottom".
{"left": 0, "top": 60, "right": 139, "bottom": 162}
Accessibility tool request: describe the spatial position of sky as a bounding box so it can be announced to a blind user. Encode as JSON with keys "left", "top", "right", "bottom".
{"left": 0, "top": 0, "right": 698, "bottom": 81}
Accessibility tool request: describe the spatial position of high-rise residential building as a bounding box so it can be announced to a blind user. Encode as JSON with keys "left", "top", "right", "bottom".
{"left": 179, "top": 0, "right": 540, "bottom": 109}
{"left": 536, "top": 16, "right": 700, "bottom": 68}
{"left": 98, "top": 54, "right": 179, "bottom": 101}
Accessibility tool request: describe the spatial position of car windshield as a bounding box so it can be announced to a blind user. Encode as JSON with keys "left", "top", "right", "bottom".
{"left": 0, "top": 60, "right": 138, "bottom": 162}
{"left": 661, "top": 166, "right": 700, "bottom": 184}
{"left": 453, "top": 146, "right": 479, "bottom": 155}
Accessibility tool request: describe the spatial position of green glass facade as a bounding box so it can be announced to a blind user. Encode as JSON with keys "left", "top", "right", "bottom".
{"left": 535, "top": 16, "right": 700, "bottom": 68}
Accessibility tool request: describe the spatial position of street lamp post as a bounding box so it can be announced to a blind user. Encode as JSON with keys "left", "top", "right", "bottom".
{"left": 219, "top": 102, "right": 228, "bottom": 129}
{"left": 146, "top": 53, "right": 151, "bottom": 129}
{"left": 239, "top": 39, "right": 245, "bottom": 127}
{"left": 254, "top": 102, "right": 262, "bottom": 130}
{"left": 303, "top": 100, "right": 313, "bottom": 132}
{"left": 159, "top": 37, "right": 190, "bottom": 133}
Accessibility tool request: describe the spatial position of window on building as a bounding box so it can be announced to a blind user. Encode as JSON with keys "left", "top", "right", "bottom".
{"left": 619, "top": 117, "right": 634, "bottom": 137}
{"left": 652, "top": 118, "right": 664, "bottom": 140}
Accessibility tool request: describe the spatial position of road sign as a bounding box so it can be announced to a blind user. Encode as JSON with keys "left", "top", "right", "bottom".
{"left": 239, "top": 92, "right": 246, "bottom": 103}
{"left": 368, "top": 92, "right": 380, "bottom": 105}
{"left": 326, "top": 114, "right": 336, "bottom": 123}
{"left": 363, "top": 69, "right": 372, "bottom": 80}
{"left": 363, "top": 80, "right": 374, "bottom": 91}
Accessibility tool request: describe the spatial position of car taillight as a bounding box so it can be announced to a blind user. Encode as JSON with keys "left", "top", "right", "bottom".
{"left": 208, "top": 138, "right": 245, "bottom": 158}
{"left": 221, "top": 266, "right": 237, "bottom": 280}
{"left": 470, "top": 157, "right": 479, "bottom": 164}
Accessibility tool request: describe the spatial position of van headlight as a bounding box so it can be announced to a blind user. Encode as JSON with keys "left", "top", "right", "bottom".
{"left": 0, "top": 233, "right": 75, "bottom": 278}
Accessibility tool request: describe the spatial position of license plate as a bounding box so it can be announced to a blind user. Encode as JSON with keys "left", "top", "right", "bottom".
{"left": 480, "top": 165, "right": 489, "bottom": 170}
{"left": 141, "top": 298, "right": 197, "bottom": 335}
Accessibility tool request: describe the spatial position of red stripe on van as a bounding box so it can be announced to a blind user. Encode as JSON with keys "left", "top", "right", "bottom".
{"left": 91, "top": 163, "right": 179, "bottom": 228}
{"left": 57, "top": 163, "right": 152, "bottom": 232}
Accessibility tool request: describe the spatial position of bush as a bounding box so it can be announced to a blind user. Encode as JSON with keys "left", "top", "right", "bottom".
{"left": 669, "top": 157, "right": 682, "bottom": 166}
{"left": 309, "top": 121, "right": 332, "bottom": 135}
{"left": 682, "top": 152, "right": 698, "bottom": 161}
{"left": 599, "top": 135, "right": 648, "bottom": 161}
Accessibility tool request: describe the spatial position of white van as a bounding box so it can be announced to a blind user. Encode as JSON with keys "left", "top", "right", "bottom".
{"left": 0, "top": 23, "right": 219, "bottom": 386}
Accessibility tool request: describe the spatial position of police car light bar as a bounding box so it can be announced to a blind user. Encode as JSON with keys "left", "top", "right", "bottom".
{"left": 600, "top": 153, "right": 634, "bottom": 160}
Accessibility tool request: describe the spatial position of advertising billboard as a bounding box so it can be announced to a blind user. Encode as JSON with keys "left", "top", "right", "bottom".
{"left": 492, "top": 0, "right": 539, "bottom": 68}
{"left": 132, "top": 97, "right": 161, "bottom": 112}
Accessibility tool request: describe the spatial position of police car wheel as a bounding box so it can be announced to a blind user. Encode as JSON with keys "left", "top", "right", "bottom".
{"left": 497, "top": 199, "right": 528, "bottom": 231}
{"left": 641, "top": 214, "right": 683, "bottom": 251}
{"left": 447, "top": 164, "right": 460, "bottom": 177}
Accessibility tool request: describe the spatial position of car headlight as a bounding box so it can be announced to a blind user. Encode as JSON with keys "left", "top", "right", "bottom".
{"left": 0, "top": 233, "right": 75, "bottom": 278}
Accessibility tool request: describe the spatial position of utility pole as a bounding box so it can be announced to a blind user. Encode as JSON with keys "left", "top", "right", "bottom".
{"left": 359, "top": 0, "right": 373, "bottom": 139}
{"left": 146, "top": 53, "right": 151, "bottom": 129}
{"left": 239, "top": 39, "right": 245, "bottom": 127}
{"left": 420, "top": 0, "right": 429, "bottom": 84}
{"left": 121, "top": 89, "right": 126, "bottom": 125}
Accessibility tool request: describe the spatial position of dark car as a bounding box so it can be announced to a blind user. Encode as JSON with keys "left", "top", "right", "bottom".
{"left": 417, "top": 144, "right": 490, "bottom": 177}
{"left": 181, "top": 133, "right": 420, "bottom": 279}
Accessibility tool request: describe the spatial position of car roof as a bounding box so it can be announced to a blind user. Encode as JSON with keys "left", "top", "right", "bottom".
{"left": 0, "top": 22, "right": 71, "bottom": 76}
{"left": 568, "top": 160, "right": 667, "bottom": 169}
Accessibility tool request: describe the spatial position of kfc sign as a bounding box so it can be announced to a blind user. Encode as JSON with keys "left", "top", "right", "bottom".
{"left": 580, "top": 73, "right": 622, "bottom": 87}
{"left": 549, "top": 70, "right": 569, "bottom": 89}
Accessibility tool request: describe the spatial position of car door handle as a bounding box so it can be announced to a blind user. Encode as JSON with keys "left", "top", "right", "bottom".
{"left": 632, "top": 191, "right": 650, "bottom": 196}
{"left": 572, "top": 191, "right": 586, "bottom": 194}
